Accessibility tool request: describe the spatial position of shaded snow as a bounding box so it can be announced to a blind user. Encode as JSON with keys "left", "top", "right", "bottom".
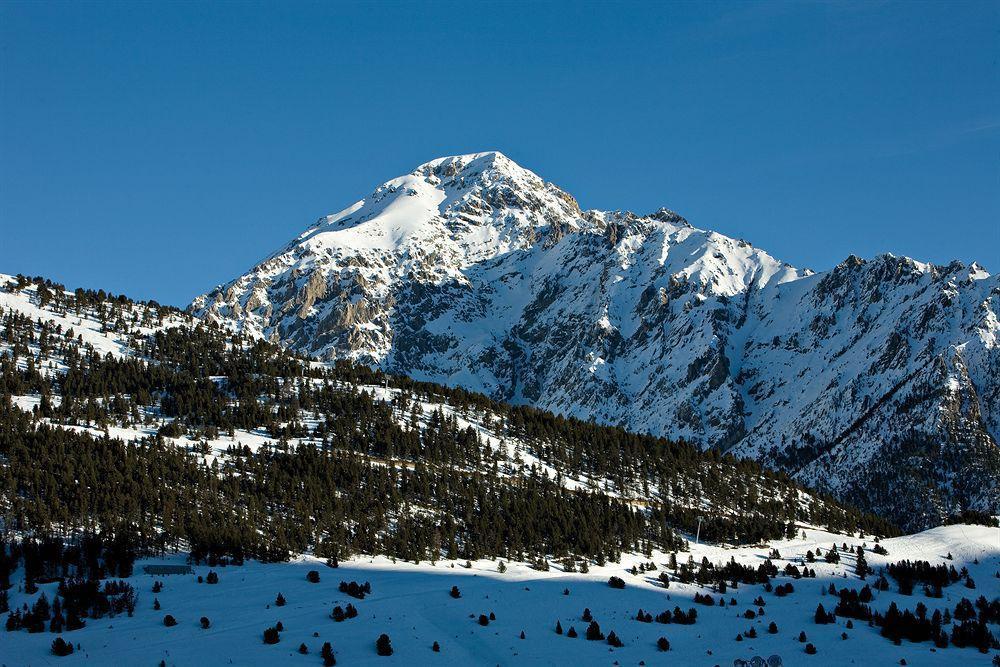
{"left": 2, "top": 525, "right": 997, "bottom": 666}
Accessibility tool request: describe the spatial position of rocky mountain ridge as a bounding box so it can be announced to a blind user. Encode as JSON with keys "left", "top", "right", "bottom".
{"left": 191, "top": 151, "right": 1000, "bottom": 528}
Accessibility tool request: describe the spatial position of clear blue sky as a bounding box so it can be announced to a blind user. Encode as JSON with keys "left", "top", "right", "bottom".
{"left": 2, "top": 1, "right": 997, "bottom": 306}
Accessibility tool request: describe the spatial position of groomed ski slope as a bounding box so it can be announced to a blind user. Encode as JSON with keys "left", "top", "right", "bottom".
{"left": 3, "top": 525, "right": 997, "bottom": 666}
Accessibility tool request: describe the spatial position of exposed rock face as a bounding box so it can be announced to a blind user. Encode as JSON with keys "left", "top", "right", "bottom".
{"left": 190, "top": 151, "right": 1000, "bottom": 529}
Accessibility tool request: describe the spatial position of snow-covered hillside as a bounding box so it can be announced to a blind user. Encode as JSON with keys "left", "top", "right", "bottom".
{"left": 3, "top": 524, "right": 997, "bottom": 666}
{"left": 0, "top": 273, "right": 191, "bottom": 365}
{"left": 1, "top": 273, "right": 878, "bottom": 545}
{"left": 190, "top": 152, "right": 1000, "bottom": 529}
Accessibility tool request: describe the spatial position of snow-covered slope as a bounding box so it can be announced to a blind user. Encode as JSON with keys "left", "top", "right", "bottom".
{"left": 0, "top": 273, "right": 192, "bottom": 364}
{"left": 3, "top": 523, "right": 997, "bottom": 666}
{"left": 190, "top": 152, "right": 1000, "bottom": 530}
{"left": 0, "top": 273, "right": 857, "bottom": 539}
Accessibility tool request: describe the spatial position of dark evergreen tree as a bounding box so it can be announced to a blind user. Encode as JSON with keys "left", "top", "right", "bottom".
{"left": 51, "top": 637, "right": 74, "bottom": 656}
{"left": 321, "top": 642, "right": 336, "bottom": 666}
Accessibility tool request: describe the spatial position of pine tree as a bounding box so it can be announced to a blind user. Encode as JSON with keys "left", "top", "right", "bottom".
{"left": 34, "top": 593, "right": 50, "bottom": 620}
{"left": 585, "top": 621, "right": 604, "bottom": 641}
{"left": 51, "top": 637, "right": 74, "bottom": 656}
{"left": 321, "top": 642, "right": 336, "bottom": 666}
{"left": 65, "top": 611, "right": 84, "bottom": 631}
{"left": 815, "top": 604, "right": 830, "bottom": 624}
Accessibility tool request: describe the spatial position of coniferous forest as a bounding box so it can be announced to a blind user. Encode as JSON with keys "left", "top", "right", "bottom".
{"left": 0, "top": 275, "right": 897, "bottom": 569}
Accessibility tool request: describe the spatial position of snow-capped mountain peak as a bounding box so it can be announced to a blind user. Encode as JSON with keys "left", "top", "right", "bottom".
{"left": 191, "top": 153, "right": 1000, "bottom": 529}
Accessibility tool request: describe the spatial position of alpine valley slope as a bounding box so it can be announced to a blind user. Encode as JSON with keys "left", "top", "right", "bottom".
{"left": 191, "top": 152, "right": 1000, "bottom": 530}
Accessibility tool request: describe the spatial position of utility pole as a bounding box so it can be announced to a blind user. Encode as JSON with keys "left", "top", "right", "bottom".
{"left": 695, "top": 516, "right": 705, "bottom": 545}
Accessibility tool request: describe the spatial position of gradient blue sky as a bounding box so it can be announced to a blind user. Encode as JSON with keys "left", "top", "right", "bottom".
{"left": 2, "top": 1, "right": 997, "bottom": 306}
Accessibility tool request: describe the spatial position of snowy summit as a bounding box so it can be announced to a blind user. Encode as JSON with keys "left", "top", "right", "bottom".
{"left": 191, "top": 152, "right": 1000, "bottom": 530}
